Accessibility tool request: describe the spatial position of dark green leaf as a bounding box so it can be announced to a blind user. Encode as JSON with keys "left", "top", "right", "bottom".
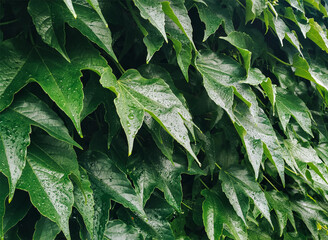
{"left": 104, "top": 220, "right": 143, "bottom": 240}
{"left": 32, "top": 216, "right": 61, "bottom": 240}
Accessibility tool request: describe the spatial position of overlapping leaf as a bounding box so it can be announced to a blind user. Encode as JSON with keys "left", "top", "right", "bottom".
{"left": 100, "top": 68, "right": 198, "bottom": 163}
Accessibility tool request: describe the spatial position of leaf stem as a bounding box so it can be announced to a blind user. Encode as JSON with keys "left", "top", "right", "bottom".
{"left": 0, "top": 19, "right": 18, "bottom": 26}
{"left": 199, "top": 178, "right": 210, "bottom": 190}
{"left": 267, "top": 52, "right": 291, "bottom": 66}
{"left": 215, "top": 163, "right": 222, "bottom": 170}
{"left": 263, "top": 175, "right": 279, "bottom": 191}
{"left": 285, "top": 166, "right": 298, "bottom": 175}
{"left": 235, "top": 0, "right": 245, "bottom": 8}
{"left": 182, "top": 201, "right": 192, "bottom": 210}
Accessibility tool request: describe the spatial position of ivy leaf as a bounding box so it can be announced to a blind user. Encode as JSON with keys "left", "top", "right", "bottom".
{"left": 81, "top": 151, "right": 145, "bottom": 217}
{"left": 306, "top": 19, "right": 328, "bottom": 53}
{"left": 63, "top": 0, "right": 77, "bottom": 18}
{"left": 219, "top": 166, "right": 272, "bottom": 227}
{"left": 202, "top": 188, "right": 247, "bottom": 240}
{"left": 17, "top": 144, "right": 74, "bottom": 240}
{"left": 142, "top": 22, "right": 164, "bottom": 63}
{"left": 245, "top": 0, "right": 266, "bottom": 23}
{"left": 28, "top": 0, "right": 117, "bottom": 62}
{"left": 161, "top": 0, "right": 194, "bottom": 48}
{"left": 0, "top": 92, "right": 78, "bottom": 201}
{"left": 32, "top": 216, "right": 61, "bottom": 240}
{"left": 195, "top": 0, "right": 234, "bottom": 40}
{"left": 128, "top": 149, "right": 204, "bottom": 211}
{"left": 100, "top": 68, "right": 198, "bottom": 164}
{"left": 291, "top": 198, "right": 328, "bottom": 240}
{"left": 28, "top": 0, "right": 70, "bottom": 61}
{"left": 73, "top": 167, "right": 94, "bottom": 238}
{"left": 133, "top": 0, "right": 167, "bottom": 42}
{"left": 116, "top": 194, "right": 175, "bottom": 240}
{"left": 0, "top": 175, "right": 8, "bottom": 237}
{"left": 166, "top": 17, "right": 192, "bottom": 81}
{"left": 293, "top": 55, "right": 328, "bottom": 92}
{"left": 0, "top": 34, "right": 108, "bottom": 135}
{"left": 276, "top": 88, "right": 313, "bottom": 136}
{"left": 221, "top": 31, "right": 256, "bottom": 74}
{"left": 104, "top": 220, "right": 143, "bottom": 240}
{"left": 2, "top": 191, "right": 31, "bottom": 236}
{"left": 85, "top": 0, "right": 108, "bottom": 27}
{"left": 265, "top": 191, "right": 295, "bottom": 236}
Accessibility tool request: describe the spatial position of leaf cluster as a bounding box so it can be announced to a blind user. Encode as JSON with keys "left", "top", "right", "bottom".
{"left": 0, "top": 0, "right": 328, "bottom": 239}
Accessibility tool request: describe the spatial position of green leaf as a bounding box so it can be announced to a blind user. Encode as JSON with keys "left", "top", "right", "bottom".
{"left": 100, "top": 68, "right": 198, "bottom": 164}
{"left": 265, "top": 191, "right": 295, "bottom": 236}
{"left": 306, "top": 18, "right": 328, "bottom": 53}
{"left": 276, "top": 88, "right": 313, "bottom": 136}
{"left": 32, "top": 216, "right": 61, "bottom": 240}
{"left": 133, "top": 0, "right": 167, "bottom": 42}
{"left": 220, "top": 166, "right": 272, "bottom": 227}
{"left": 28, "top": 0, "right": 70, "bottom": 61}
{"left": 166, "top": 18, "right": 192, "bottom": 81}
{"left": 291, "top": 198, "right": 328, "bottom": 240}
{"left": 85, "top": 0, "right": 108, "bottom": 27}
{"left": 0, "top": 92, "right": 78, "bottom": 201}
{"left": 3, "top": 191, "right": 31, "bottom": 236}
{"left": 0, "top": 174, "right": 8, "bottom": 237}
{"left": 73, "top": 168, "right": 94, "bottom": 238}
{"left": 221, "top": 31, "right": 256, "bottom": 74}
{"left": 116, "top": 193, "right": 175, "bottom": 240}
{"left": 284, "top": 8, "right": 310, "bottom": 38}
{"left": 81, "top": 151, "right": 145, "bottom": 217}
{"left": 246, "top": 0, "right": 266, "bottom": 23}
{"left": 195, "top": 0, "right": 234, "bottom": 40}
{"left": 143, "top": 22, "right": 164, "bottom": 63}
{"left": 293, "top": 55, "right": 328, "bottom": 92}
{"left": 202, "top": 188, "right": 247, "bottom": 240}
{"left": 128, "top": 149, "right": 204, "bottom": 211}
{"left": 28, "top": 0, "right": 117, "bottom": 62}
{"left": 17, "top": 145, "right": 74, "bottom": 240}
{"left": 104, "top": 220, "right": 143, "bottom": 240}
{"left": 63, "top": 0, "right": 77, "bottom": 18}
{"left": 161, "top": 0, "right": 194, "bottom": 48}
{"left": 261, "top": 77, "right": 276, "bottom": 108}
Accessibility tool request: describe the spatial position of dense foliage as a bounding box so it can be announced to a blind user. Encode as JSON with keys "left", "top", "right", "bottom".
{"left": 0, "top": 0, "right": 328, "bottom": 239}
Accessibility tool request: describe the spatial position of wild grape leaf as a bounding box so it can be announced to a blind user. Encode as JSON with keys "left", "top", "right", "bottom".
{"left": 276, "top": 88, "right": 313, "bottom": 136}
{"left": 142, "top": 21, "right": 164, "bottom": 63}
{"left": 245, "top": 0, "right": 266, "bottom": 23}
{"left": 28, "top": 0, "right": 70, "bottom": 61}
{"left": 32, "top": 216, "right": 61, "bottom": 240}
{"left": 100, "top": 68, "right": 198, "bottom": 164}
{"left": 0, "top": 92, "right": 78, "bottom": 201}
{"left": 221, "top": 31, "right": 256, "bottom": 74}
{"left": 284, "top": 139, "right": 328, "bottom": 183}
{"left": 85, "top": 0, "right": 108, "bottom": 27}
{"left": 73, "top": 167, "right": 94, "bottom": 238}
{"left": 284, "top": 8, "right": 310, "bottom": 38}
{"left": 63, "top": 0, "right": 76, "bottom": 18}
{"left": 166, "top": 17, "right": 192, "bottom": 81}
{"left": 104, "top": 220, "right": 143, "bottom": 240}
{"left": 161, "top": 0, "right": 194, "bottom": 47}
{"left": 196, "top": 50, "right": 245, "bottom": 118}
{"left": 202, "top": 188, "right": 247, "bottom": 240}
{"left": 307, "top": 18, "right": 328, "bottom": 53}
{"left": 195, "top": 0, "right": 234, "bottom": 40}
{"left": 0, "top": 174, "right": 8, "bottom": 237}
{"left": 81, "top": 151, "right": 145, "bottom": 216}
{"left": 116, "top": 194, "right": 175, "bottom": 240}
{"left": 261, "top": 77, "right": 276, "bottom": 108}
{"left": 134, "top": 0, "right": 167, "bottom": 42}
{"left": 219, "top": 166, "right": 272, "bottom": 227}
{"left": 265, "top": 191, "right": 295, "bottom": 236}
{"left": 127, "top": 149, "right": 204, "bottom": 211}
{"left": 28, "top": 0, "right": 117, "bottom": 62}
{"left": 233, "top": 102, "right": 285, "bottom": 185}
{"left": 293, "top": 55, "right": 328, "bottom": 92}
{"left": 32, "top": 134, "right": 80, "bottom": 180}
{"left": 17, "top": 144, "right": 74, "bottom": 240}
{"left": 291, "top": 198, "right": 328, "bottom": 240}
{"left": 2, "top": 191, "right": 31, "bottom": 237}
